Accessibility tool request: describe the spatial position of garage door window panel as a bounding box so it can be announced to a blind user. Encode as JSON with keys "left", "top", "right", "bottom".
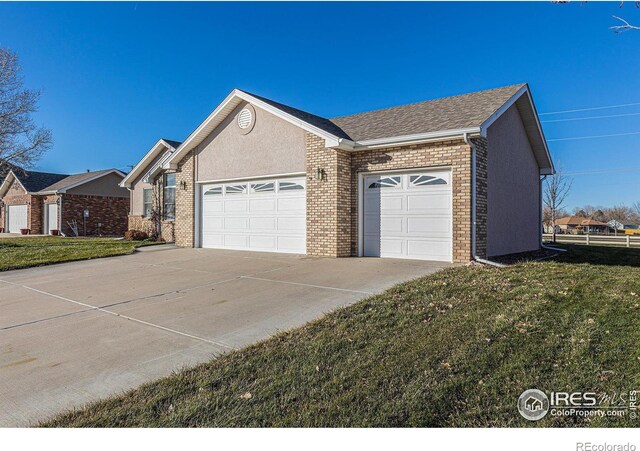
{"left": 410, "top": 174, "right": 448, "bottom": 187}
{"left": 278, "top": 181, "right": 305, "bottom": 191}
{"left": 367, "top": 176, "right": 401, "bottom": 189}
{"left": 204, "top": 186, "right": 222, "bottom": 196}
{"left": 226, "top": 184, "right": 247, "bottom": 195}
{"left": 250, "top": 182, "right": 275, "bottom": 194}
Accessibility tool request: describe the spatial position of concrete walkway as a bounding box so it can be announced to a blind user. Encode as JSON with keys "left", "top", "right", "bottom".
{"left": 0, "top": 247, "right": 450, "bottom": 426}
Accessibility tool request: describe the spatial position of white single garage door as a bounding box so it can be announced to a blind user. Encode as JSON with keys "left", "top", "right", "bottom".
{"left": 201, "top": 176, "right": 306, "bottom": 254}
{"left": 7, "top": 204, "right": 28, "bottom": 233}
{"left": 363, "top": 170, "right": 452, "bottom": 262}
{"left": 45, "top": 203, "right": 58, "bottom": 234}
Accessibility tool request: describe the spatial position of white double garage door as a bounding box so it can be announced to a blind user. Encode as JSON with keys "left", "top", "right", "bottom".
{"left": 200, "top": 170, "right": 452, "bottom": 261}
{"left": 201, "top": 177, "right": 307, "bottom": 254}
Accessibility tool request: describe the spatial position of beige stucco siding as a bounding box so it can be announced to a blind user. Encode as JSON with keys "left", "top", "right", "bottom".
{"left": 129, "top": 151, "right": 168, "bottom": 215}
{"left": 196, "top": 102, "right": 306, "bottom": 182}
{"left": 66, "top": 172, "right": 128, "bottom": 198}
{"left": 486, "top": 104, "right": 541, "bottom": 257}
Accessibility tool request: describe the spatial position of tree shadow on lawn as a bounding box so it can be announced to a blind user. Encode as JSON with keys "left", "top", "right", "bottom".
{"left": 553, "top": 243, "right": 640, "bottom": 268}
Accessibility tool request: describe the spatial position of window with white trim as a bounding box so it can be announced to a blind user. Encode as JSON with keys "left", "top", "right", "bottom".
{"left": 163, "top": 173, "right": 176, "bottom": 220}
{"left": 143, "top": 189, "right": 152, "bottom": 217}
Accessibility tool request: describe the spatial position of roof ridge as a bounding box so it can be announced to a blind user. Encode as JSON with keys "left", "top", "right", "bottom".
{"left": 330, "top": 83, "right": 527, "bottom": 121}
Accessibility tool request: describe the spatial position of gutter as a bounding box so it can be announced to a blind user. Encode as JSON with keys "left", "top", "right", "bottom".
{"left": 463, "top": 132, "right": 505, "bottom": 268}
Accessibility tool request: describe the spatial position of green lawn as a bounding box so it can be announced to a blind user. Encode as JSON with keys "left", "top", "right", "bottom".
{"left": 0, "top": 236, "right": 154, "bottom": 272}
{"left": 44, "top": 244, "right": 640, "bottom": 427}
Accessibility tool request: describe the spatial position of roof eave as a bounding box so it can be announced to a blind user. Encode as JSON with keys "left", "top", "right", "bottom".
{"left": 120, "top": 139, "right": 176, "bottom": 188}
{"left": 58, "top": 169, "right": 126, "bottom": 193}
{"left": 347, "top": 128, "right": 481, "bottom": 151}
{"left": 166, "top": 89, "right": 345, "bottom": 169}
{"left": 0, "top": 170, "right": 27, "bottom": 198}
{"left": 480, "top": 84, "right": 555, "bottom": 176}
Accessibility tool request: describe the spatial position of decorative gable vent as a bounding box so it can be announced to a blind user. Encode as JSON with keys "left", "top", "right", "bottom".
{"left": 237, "top": 108, "right": 253, "bottom": 129}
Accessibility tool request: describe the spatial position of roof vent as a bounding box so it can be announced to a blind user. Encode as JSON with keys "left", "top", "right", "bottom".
{"left": 237, "top": 108, "right": 253, "bottom": 129}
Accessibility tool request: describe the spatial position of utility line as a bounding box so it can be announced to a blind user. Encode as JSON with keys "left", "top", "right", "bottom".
{"left": 541, "top": 111, "right": 640, "bottom": 123}
{"left": 547, "top": 131, "right": 640, "bottom": 142}
{"left": 564, "top": 168, "right": 640, "bottom": 176}
{"left": 540, "top": 102, "right": 640, "bottom": 116}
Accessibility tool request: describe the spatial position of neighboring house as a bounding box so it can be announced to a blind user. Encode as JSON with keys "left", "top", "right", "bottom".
{"left": 608, "top": 221, "right": 640, "bottom": 235}
{"left": 555, "top": 216, "right": 611, "bottom": 235}
{"left": 121, "top": 83, "right": 554, "bottom": 263}
{"left": 0, "top": 168, "right": 129, "bottom": 236}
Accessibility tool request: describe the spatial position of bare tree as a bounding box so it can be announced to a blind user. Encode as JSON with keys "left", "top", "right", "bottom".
{"left": 0, "top": 47, "right": 52, "bottom": 175}
{"left": 554, "top": 1, "right": 640, "bottom": 32}
{"left": 148, "top": 179, "right": 164, "bottom": 241}
{"left": 633, "top": 201, "right": 640, "bottom": 217}
{"left": 611, "top": 15, "right": 640, "bottom": 32}
{"left": 543, "top": 169, "right": 573, "bottom": 243}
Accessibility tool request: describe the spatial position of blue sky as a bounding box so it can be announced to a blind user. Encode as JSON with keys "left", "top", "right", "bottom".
{"left": 1, "top": 1, "right": 639, "bottom": 210}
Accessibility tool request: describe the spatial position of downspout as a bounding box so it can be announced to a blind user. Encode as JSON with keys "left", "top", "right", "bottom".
{"left": 539, "top": 174, "right": 566, "bottom": 253}
{"left": 464, "top": 132, "right": 504, "bottom": 267}
{"left": 59, "top": 195, "right": 66, "bottom": 237}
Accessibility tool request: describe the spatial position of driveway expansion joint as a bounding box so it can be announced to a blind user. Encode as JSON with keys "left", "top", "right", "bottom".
{"left": 0, "top": 279, "right": 235, "bottom": 350}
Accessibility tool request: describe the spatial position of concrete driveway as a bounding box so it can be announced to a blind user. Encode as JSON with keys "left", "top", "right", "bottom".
{"left": 0, "top": 246, "right": 450, "bottom": 426}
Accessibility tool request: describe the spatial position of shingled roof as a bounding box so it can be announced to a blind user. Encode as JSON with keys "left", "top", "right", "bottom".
{"left": 329, "top": 84, "right": 526, "bottom": 142}
{"left": 34, "top": 169, "right": 115, "bottom": 194}
{"left": 13, "top": 170, "right": 70, "bottom": 192}
{"left": 165, "top": 83, "right": 554, "bottom": 175}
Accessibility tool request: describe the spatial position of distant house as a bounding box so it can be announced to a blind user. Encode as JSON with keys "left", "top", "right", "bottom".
{"left": 554, "top": 216, "right": 611, "bottom": 235}
{"left": 606, "top": 220, "right": 640, "bottom": 235}
{"left": 0, "top": 168, "right": 129, "bottom": 236}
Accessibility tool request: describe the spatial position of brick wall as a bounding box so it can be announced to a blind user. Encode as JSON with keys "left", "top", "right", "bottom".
{"left": 174, "top": 150, "right": 195, "bottom": 247}
{"left": 305, "top": 133, "right": 352, "bottom": 257}
{"left": 305, "top": 133, "right": 475, "bottom": 263}
{"left": 473, "top": 137, "right": 488, "bottom": 259}
{"left": 60, "top": 194, "right": 129, "bottom": 236}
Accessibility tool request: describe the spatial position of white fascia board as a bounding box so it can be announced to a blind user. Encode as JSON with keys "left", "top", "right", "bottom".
{"left": 166, "top": 89, "right": 346, "bottom": 168}
{"left": 58, "top": 169, "right": 127, "bottom": 193}
{"left": 143, "top": 149, "right": 175, "bottom": 183}
{"left": 480, "top": 85, "right": 554, "bottom": 174}
{"left": 479, "top": 85, "right": 529, "bottom": 136}
{"left": 0, "top": 171, "right": 19, "bottom": 198}
{"left": 523, "top": 89, "right": 555, "bottom": 175}
{"left": 120, "top": 139, "right": 174, "bottom": 188}
{"left": 350, "top": 128, "right": 481, "bottom": 150}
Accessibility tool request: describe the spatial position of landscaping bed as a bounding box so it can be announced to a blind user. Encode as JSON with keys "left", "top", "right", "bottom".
{"left": 43, "top": 244, "right": 640, "bottom": 427}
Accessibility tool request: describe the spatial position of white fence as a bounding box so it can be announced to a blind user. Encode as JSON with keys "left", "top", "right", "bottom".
{"left": 542, "top": 233, "right": 640, "bottom": 248}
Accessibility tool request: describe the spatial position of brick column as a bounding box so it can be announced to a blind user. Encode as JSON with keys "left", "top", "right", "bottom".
{"left": 305, "top": 132, "right": 352, "bottom": 257}
{"left": 174, "top": 150, "right": 195, "bottom": 247}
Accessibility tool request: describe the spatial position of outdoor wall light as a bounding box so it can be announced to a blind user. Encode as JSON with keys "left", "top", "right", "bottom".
{"left": 180, "top": 180, "right": 188, "bottom": 190}
{"left": 315, "top": 167, "right": 327, "bottom": 181}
